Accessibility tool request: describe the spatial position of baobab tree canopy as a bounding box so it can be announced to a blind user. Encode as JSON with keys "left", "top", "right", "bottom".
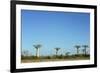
{"left": 82, "top": 45, "right": 88, "bottom": 48}
{"left": 33, "top": 44, "right": 42, "bottom": 49}
{"left": 75, "top": 45, "right": 81, "bottom": 49}
{"left": 55, "top": 48, "right": 60, "bottom": 51}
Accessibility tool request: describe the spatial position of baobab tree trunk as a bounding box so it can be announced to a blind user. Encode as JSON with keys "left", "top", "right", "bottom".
{"left": 84, "top": 48, "right": 87, "bottom": 55}
{"left": 36, "top": 48, "right": 39, "bottom": 58}
{"left": 37, "top": 48, "right": 39, "bottom": 58}
{"left": 77, "top": 48, "right": 79, "bottom": 55}
{"left": 56, "top": 51, "right": 58, "bottom": 57}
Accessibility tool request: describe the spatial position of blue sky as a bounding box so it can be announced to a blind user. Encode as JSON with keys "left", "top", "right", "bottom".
{"left": 21, "top": 10, "right": 90, "bottom": 56}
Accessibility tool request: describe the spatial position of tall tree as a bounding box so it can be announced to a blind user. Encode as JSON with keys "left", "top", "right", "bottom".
{"left": 54, "top": 48, "right": 60, "bottom": 57}
{"left": 33, "top": 44, "right": 41, "bottom": 58}
{"left": 75, "top": 45, "right": 81, "bottom": 55}
{"left": 82, "top": 45, "right": 88, "bottom": 55}
{"left": 82, "top": 49, "right": 85, "bottom": 55}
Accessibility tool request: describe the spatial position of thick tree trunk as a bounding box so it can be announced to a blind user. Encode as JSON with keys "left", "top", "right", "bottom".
{"left": 36, "top": 48, "right": 39, "bottom": 58}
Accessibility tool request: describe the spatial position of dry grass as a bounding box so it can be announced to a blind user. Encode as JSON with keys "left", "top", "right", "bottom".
{"left": 21, "top": 57, "right": 90, "bottom": 63}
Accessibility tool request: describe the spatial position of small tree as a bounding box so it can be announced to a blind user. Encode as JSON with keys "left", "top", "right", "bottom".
{"left": 22, "top": 50, "right": 29, "bottom": 56}
{"left": 65, "top": 52, "right": 70, "bottom": 57}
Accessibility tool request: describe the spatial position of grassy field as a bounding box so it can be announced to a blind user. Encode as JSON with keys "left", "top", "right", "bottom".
{"left": 21, "top": 55, "right": 90, "bottom": 63}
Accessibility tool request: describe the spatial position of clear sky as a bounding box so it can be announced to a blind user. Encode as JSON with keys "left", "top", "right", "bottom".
{"left": 21, "top": 9, "right": 90, "bottom": 56}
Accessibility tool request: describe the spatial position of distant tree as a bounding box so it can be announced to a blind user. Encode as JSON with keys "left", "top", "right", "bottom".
{"left": 54, "top": 48, "right": 60, "bottom": 57}
{"left": 22, "top": 50, "right": 29, "bottom": 56}
{"left": 82, "top": 49, "right": 85, "bottom": 55}
{"left": 75, "top": 45, "right": 81, "bottom": 55}
{"left": 65, "top": 52, "right": 70, "bottom": 56}
{"left": 33, "top": 44, "right": 42, "bottom": 58}
{"left": 82, "top": 45, "right": 89, "bottom": 55}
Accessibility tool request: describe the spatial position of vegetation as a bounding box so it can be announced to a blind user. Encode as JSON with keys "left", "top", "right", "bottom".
{"left": 21, "top": 44, "right": 90, "bottom": 63}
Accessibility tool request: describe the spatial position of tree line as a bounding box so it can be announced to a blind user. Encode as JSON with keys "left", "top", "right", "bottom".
{"left": 22, "top": 44, "right": 89, "bottom": 59}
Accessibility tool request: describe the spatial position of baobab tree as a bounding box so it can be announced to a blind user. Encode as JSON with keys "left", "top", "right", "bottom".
{"left": 82, "top": 49, "right": 85, "bottom": 55}
{"left": 33, "top": 44, "right": 42, "bottom": 58}
{"left": 82, "top": 45, "right": 89, "bottom": 55}
{"left": 75, "top": 45, "right": 81, "bottom": 55}
{"left": 54, "top": 48, "right": 60, "bottom": 57}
